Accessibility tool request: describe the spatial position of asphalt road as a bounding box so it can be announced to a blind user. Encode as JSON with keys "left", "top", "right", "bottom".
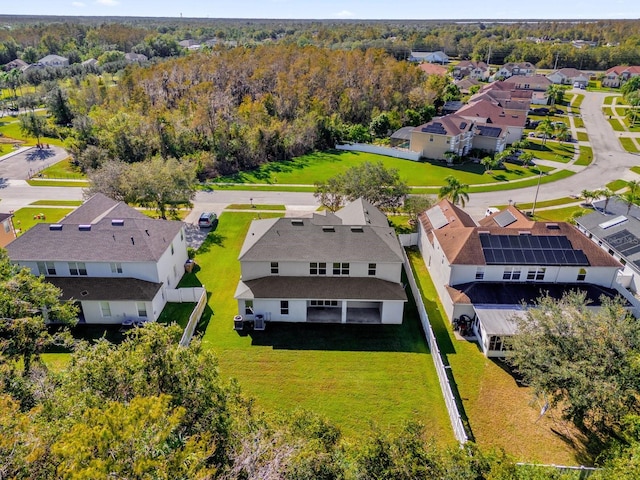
{"left": 0, "top": 89, "right": 637, "bottom": 221}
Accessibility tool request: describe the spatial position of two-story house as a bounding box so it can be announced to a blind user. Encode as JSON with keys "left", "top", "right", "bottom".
{"left": 493, "top": 62, "right": 536, "bottom": 79}
{"left": 501, "top": 74, "right": 551, "bottom": 92}
{"left": 0, "top": 212, "right": 16, "bottom": 247}
{"left": 602, "top": 66, "right": 640, "bottom": 88}
{"left": 5, "top": 194, "right": 188, "bottom": 324}
{"left": 453, "top": 61, "right": 490, "bottom": 81}
{"left": 546, "top": 68, "right": 589, "bottom": 87}
{"left": 456, "top": 98, "right": 527, "bottom": 145}
{"left": 235, "top": 198, "right": 407, "bottom": 325}
{"left": 418, "top": 200, "right": 624, "bottom": 357}
{"left": 409, "top": 115, "right": 476, "bottom": 160}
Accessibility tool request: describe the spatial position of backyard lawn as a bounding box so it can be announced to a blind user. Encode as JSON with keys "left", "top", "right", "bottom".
{"left": 178, "top": 211, "right": 455, "bottom": 443}
{"left": 215, "top": 150, "right": 550, "bottom": 188}
{"left": 408, "top": 249, "right": 586, "bottom": 465}
{"left": 12, "top": 207, "right": 74, "bottom": 235}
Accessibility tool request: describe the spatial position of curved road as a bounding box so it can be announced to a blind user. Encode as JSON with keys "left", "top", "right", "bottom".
{"left": 0, "top": 89, "right": 637, "bottom": 221}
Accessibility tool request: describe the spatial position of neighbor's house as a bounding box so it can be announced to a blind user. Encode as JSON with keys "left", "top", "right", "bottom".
{"left": 5, "top": 193, "right": 188, "bottom": 324}
{"left": 125, "top": 52, "right": 148, "bottom": 63}
{"left": 418, "top": 62, "right": 448, "bottom": 76}
{"left": 3, "top": 58, "right": 28, "bottom": 71}
{"left": 546, "top": 68, "right": 589, "bottom": 87}
{"left": 602, "top": 66, "right": 640, "bottom": 88}
{"left": 418, "top": 200, "right": 624, "bottom": 357}
{"left": 575, "top": 197, "right": 640, "bottom": 294}
{"left": 409, "top": 115, "right": 475, "bottom": 160}
{"left": 409, "top": 51, "right": 449, "bottom": 64}
{"left": 235, "top": 198, "right": 407, "bottom": 325}
{"left": 452, "top": 61, "right": 490, "bottom": 81}
{"left": 0, "top": 213, "right": 16, "bottom": 247}
{"left": 493, "top": 62, "right": 536, "bottom": 79}
{"left": 456, "top": 98, "right": 527, "bottom": 144}
{"left": 502, "top": 74, "right": 551, "bottom": 92}
{"left": 37, "top": 55, "right": 69, "bottom": 67}
{"left": 455, "top": 77, "right": 480, "bottom": 95}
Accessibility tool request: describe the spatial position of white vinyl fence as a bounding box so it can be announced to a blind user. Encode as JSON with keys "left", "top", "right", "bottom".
{"left": 336, "top": 143, "right": 422, "bottom": 161}
{"left": 402, "top": 249, "right": 469, "bottom": 445}
{"left": 170, "top": 287, "right": 207, "bottom": 347}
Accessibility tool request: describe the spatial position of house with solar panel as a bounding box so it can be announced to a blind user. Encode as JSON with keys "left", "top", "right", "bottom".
{"left": 5, "top": 194, "right": 189, "bottom": 324}
{"left": 575, "top": 197, "right": 640, "bottom": 295}
{"left": 418, "top": 199, "right": 628, "bottom": 357}
{"left": 234, "top": 198, "right": 407, "bottom": 325}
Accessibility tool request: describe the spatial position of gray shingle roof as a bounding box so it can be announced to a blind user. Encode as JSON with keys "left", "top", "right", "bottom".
{"left": 238, "top": 199, "right": 403, "bottom": 263}
{"left": 235, "top": 276, "right": 407, "bottom": 301}
{"left": 6, "top": 194, "right": 183, "bottom": 263}
{"left": 48, "top": 276, "right": 162, "bottom": 301}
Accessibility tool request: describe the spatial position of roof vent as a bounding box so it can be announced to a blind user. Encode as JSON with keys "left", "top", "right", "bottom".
{"left": 80, "top": 290, "right": 89, "bottom": 296}
{"left": 322, "top": 226, "right": 335, "bottom": 232}
{"left": 49, "top": 224, "right": 63, "bottom": 231}
{"left": 351, "top": 226, "right": 364, "bottom": 232}
{"left": 478, "top": 230, "right": 490, "bottom": 235}
{"left": 79, "top": 224, "right": 91, "bottom": 231}
{"left": 518, "top": 231, "right": 531, "bottom": 235}
{"left": 599, "top": 215, "right": 627, "bottom": 230}
{"left": 546, "top": 223, "right": 560, "bottom": 230}
{"left": 112, "top": 219, "right": 124, "bottom": 226}
{"left": 291, "top": 219, "right": 304, "bottom": 226}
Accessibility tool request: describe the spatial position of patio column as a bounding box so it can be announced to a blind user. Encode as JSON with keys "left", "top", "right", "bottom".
{"left": 341, "top": 301, "right": 347, "bottom": 324}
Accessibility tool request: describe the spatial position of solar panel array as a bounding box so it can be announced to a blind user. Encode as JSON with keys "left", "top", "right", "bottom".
{"left": 493, "top": 210, "right": 517, "bottom": 228}
{"left": 480, "top": 234, "right": 589, "bottom": 266}
{"left": 604, "top": 229, "right": 640, "bottom": 258}
{"left": 421, "top": 122, "right": 447, "bottom": 134}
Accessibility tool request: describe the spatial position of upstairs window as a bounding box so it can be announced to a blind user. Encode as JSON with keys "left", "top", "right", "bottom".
{"left": 69, "top": 262, "right": 87, "bottom": 276}
{"left": 475, "top": 267, "right": 485, "bottom": 280}
{"left": 577, "top": 268, "right": 587, "bottom": 281}
{"left": 310, "top": 262, "right": 327, "bottom": 275}
{"left": 37, "top": 261, "right": 56, "bottom": 276}
{"left": 333, "top": 262, "right": 349, "bottom": 275}
{"left": 527, "top": 267, "right": 546, "bottom": 281}
{"left": 368, "top": 263, "right": 376, "bottom": 276}
{"left": 271, "top": 262, "right": 279, "bottom": 274}
{"left": 110, "top": 262, "right": 123, "bottom": 274}
{"left": 280, "top": 300, "right": 289, "bottom": 315}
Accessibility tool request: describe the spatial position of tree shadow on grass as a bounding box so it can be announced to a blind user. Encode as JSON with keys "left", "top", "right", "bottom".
{"left": 196, "top": 231, "right": 226, "bottom": 255}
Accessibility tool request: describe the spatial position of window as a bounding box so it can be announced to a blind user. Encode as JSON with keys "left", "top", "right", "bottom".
{"left": 271, "top": 262, "right": 279, "bottom": 274}
{"left": 309, "top": 300, "right": 339, "bottom": 307}
{"left": 333, "top": 262, "right": 349, "bottom": 275}
{"left": 37, "top": 261, "right": 56, "bottom": 275}
{"left": 110, "top": 262, "right": 123, "bottom": 274}
{"left": 577, "top": 268, "right": 587, "bottom": 281}
{"left": 100, "top": 301, "right": 111, "bottom": 317}
{"left": 171, "top": 243, "right": 174, "bottom": 255}
{"left": 68, "top": 262, "right": 87, "bottom": 276}
{"left": 310, "top": 262, "right": 326, "bottom": 275}
{"left": 245, "top": 300, "right": 254, "bottom": 315}
{"left": 368, "top": 263, "right": 376, "bottom": 276}
{"left": 280, "top": 300, "right": 289, "bottom": 315}
{"left": 489, "top": 336, "right": 504, "bottom": 351}
{"left": 475, "top": 267, "right": 485, "bottom": 280}
{"left": 3, "top": 221, "right": 10, "bottom": 234}
{"left": 137, "top": 302, "right": 147, "bottom": 317}
{"left": 527, "top": 267, "right": 546, "bottom": 281}
{"left": 502, "top": 267, "right": 521, "bottom": 281}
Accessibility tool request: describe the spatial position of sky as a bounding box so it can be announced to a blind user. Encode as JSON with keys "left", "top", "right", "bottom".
{"left": 4, "top": 0, "right": 640, "bottom": 20}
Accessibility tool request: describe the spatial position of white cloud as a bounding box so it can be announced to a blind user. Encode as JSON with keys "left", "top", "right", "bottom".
{"left": 335, "top": 10, "right": 354, "bottom": 18}
{"left": 72, "top": 2, "right": 86, "bottom": 6}
{"left": 95, "top": 0, "right": 120, "bottom": 6}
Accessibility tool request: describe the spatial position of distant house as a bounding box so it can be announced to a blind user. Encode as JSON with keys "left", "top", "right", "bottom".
{"left": 602, "top": 66, "right": 640, "bottom": 88}
{"left": 235, "top": 198, "right": 407, "bottom": 325}
{"left": 546, "top": 68, "right": 588, "bottom": 86}
{"left": 502, "top": 74, "right": 551, "bottom": 92}
{"left": 81, "top": 58, "right": 98, "bottom": 67}
{"left": 0, "top": 213, "right": 16, "bottom": 248}
{"left": 6, "top": 194, "right": 189, "bottom": 324}
{"left": 455, "top": 77, "right": 480, "bottom": 95}
{"left": 37, "top": 55, "right": 69, "bottom": 67}
{"left": 3, "top": 58, "right": 28, "bottom": 71}
{"left": 493, "top": 62, "right": 536, "bottom": 79}
{"left": 409, "top": 51, "right": 449, "bottom": 64}
{"left": 456, "top": 98, "right": 527, "bottom": 144}
{"left": 418, "top": 200, "right": 627, "bottom": 357}
{"left": 417, "top": 62, "right": 448, "bottom": 76}
{"left": 125, "top": 52, "right": 148, "bottom": 63}
{"left": 453, "top": 61, "right": 490, "bottom": 81}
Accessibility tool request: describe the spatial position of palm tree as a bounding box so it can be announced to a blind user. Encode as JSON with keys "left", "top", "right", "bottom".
{"left": 598, "top": 188, "right": 614, "bottom": 213}
{"left": 546, "top": 84, "right": 565, "bottom": 107}
{"left": 627, "top": 179, "right": 640, "bottom": 197}
{"left": 581, "top": 189, "right": 595, "bottom": 206}
{"left": 519, "top": 151, "right": 534, "bottom": 168}
{"left": 554, "top": 122, "right": 570, "bottom": 143}
{"left": 481, "top": 156, "right": 498, "bottom": 174}
{"left": 439, "top": 175, "right": 470, "bottom": 207}
{"left": 535, "top": 118, "right": 554, "bottom": 145}
{"left": 622, "top": 191, "right": 638, "bottom": 215}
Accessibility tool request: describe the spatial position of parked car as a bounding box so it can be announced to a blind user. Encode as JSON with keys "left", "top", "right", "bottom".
{"left": 530, "top": 107, "right": 550, "bottom": 115}
{"left": 198, "top": 212, "right": 217, "bottom": 228}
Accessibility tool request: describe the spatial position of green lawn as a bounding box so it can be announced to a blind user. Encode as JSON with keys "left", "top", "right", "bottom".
{"left": 602, "top": 106, "right": 613, "bottom": 117}
{"left": 29, "top": 200, "right": 83, "bottom": 206}
{"left": 524, "top": 140, "right": 575, "bottom": 162}
{"left": 573, "top": 116, "right": 585, "bottom": 128}
{"left": 532, "top": 206, "right": 590, "bottom": 222}
{"left": 215, "top": 150, "right": 548, "bottom": 187}
{"left": 13, "top": 207, "right": 74, "bottom": 235}
{"left": 620, "top": 137, "right": 640, "bottom": 153}
{"left": 576, "top": 131, "right": 589, "bottom": 142}
{"left": 407, "top": 249, "right": 583, "bottom": 464}
{"left": 38, "top": 158, "right": 86, "bottom": 179}
{"left": 226, "top": 204, "right": 286, "bottom": 210}
{"left": 608, "top": 118, "right": 625, "bottom": 132}
{"left": 606, "top": 179, "right": 629, "bottom": 192}
{"left": 494, "top": 196, "right": 577, "bottom": 210}
{"left": 157, "top": 302, "right": 197, "bottom": 330}
{"left": 27, "top": 179, "right": 90, "bottom": 187}
{"left": 603, "top": 96, "right": 616, "bottom": 106}
{"left": 631, "top": 166, "right": 640, "bottom": 175}
{"left": 575, "top": 146, "right": 593, "bottom": 166}
{"left": 178, "top": 212, "right": 454, "bottom": 442}
{"left": 466, "top": 169, "right": 574, "bottom": 194}
{"left": 0, "top": 117, "right": 64, "bottom": 147}
{"left": 0, "top": 143, "right": 12, "bottom": 156}
{"left": 571, "top": 94, "right": 585, "bottom": 108}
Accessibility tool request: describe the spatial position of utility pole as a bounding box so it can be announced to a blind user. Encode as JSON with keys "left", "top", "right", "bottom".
{"left": 553, "top": 52, "right": 559, "bottom": 70}
{"left": 486, "top": 46, "right": 491, "bottom": 65}
{"left": 531, "top": 169, "right": 544, "bottom": 217}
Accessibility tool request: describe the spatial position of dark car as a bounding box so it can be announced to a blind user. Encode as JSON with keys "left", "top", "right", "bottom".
{"left": 198, "top": 212, "right": 217, "bottom": 228}
{"left": 530, "top": 107, "right": 550, "bottom": 115}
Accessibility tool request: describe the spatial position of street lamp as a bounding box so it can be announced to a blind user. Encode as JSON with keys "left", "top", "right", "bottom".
{"left": 531, "top": 168, "right": 544, "bottom": 217}
{"left": 250, "top": 197, "right": 255, "bottom": 208}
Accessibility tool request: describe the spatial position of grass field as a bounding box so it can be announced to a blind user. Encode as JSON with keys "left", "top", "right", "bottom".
{"left": 573, "top": 116, "right": 585, "bottom": 128}
{"left": 524, "top": 139, "right": 575, "bottom": 162}
{"left": 37, "top": 157, "right": 86, "bottom": 179}
{"left": 226, "top": 204, "right": 286, "bottom": 210}
{"left": 29, "top": 200, "right": 83, "bottom": 206}
{"left": 606, "top": 179, "right": 629, "bottom": 192}
{"left": 13, "top": 207, "right": 74, "bottom": 235}
{"left": 632, "top": 166, "right": 640, "bottom": 175}
{"left": 571, "top": 94, "right": 585, "bottom": 108}
{"left": 575, "top": 146, "right": 593, "bottom": 166}
{"left": 620, "top": 137, "right": 640, "bottom": 153}
{"left": 407, "top": 250, "right": 583, "bottom": 464}
{"left": 215, "top": 151, "right": 548, "bottom": 188}
{"left": 608, "top": 118, "right": 625, "bottom": 132}
{"left": 27, "top": 179, "right": 90, "bottom": 187}
{"left": 532, "top": 206, "right": 590, "bottom": 222}
{"left": 576, "top": 131, "right": 589, "bottom": 142}
{"left": 602, "top": 106, "right": 613, "bottom": 117}
{"left": 0, "top": 116, "right": 64, "bottom": 147}
{"left": 494, "top": 196, "right": 577, "bottom": 210}
{"left": 603, "top": 96, "right": 616, "bottom": 106}
{"left": 177, "top": 212, "right": 454, "bottom": 442}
